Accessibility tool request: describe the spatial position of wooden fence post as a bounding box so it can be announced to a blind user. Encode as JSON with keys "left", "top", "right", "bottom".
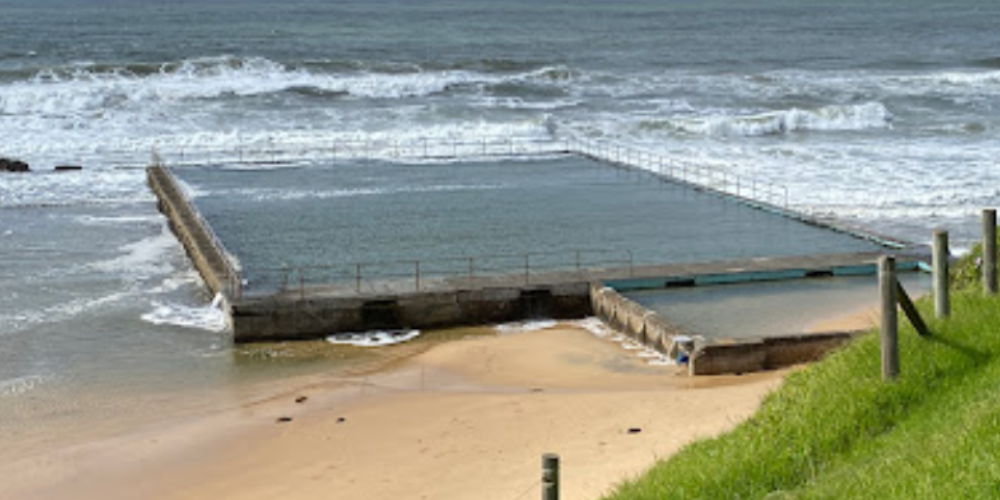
{"left": 933, "top": 229, "right": 950, "bottom": 318}
{"left": 897, "top": 281, "right": 932, "bottom": 337}
{"left": 542, "top": 453, "right": 560, "bottom": 500}
{"left": 984, "top": 209, "right": 997, "bottom": 295}
{"left": 880, "top": 256, "right": 899, "bottom": 380}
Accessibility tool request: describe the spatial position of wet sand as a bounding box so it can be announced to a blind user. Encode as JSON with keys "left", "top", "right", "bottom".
{"left": 0, "top": 324, "right": 782, "bottom": 500}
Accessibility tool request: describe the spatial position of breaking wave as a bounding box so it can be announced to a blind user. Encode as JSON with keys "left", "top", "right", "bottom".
{"left": 0, "top": 56, "right": 577, "bottom": 116}
{"left": 642, "top": 102, "right": 892, "bottom": 137}
{"left": 141, "top": 297, "right": 227, "bottom": 333}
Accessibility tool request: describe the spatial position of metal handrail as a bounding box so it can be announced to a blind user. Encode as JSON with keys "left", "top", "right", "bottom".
{"left": 563, "top": 137, "right": 789, "bottom": 210}
{"left": 248, "top": 248, "right": 635, "bottom": 297}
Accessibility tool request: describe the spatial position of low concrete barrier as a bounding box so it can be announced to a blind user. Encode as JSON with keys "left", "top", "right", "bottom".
{"left": 688, "top": 332, "right": 857, "bottom": 376}
{"left": 231, "top": 282, "right": 593, "bottom": 343}
{"left": 589, "top": 284, "right": 688, "bottom": 354}
{"left": 590, "top": 282, "right": 862, "bottom": 375}
{"left": 147, "top": 166, "right": 240, "bottom": 299}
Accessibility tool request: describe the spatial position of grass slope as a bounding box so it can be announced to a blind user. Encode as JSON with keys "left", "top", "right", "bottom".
{"left": 605, "top": 277, "right": 1000, "bottom": 499}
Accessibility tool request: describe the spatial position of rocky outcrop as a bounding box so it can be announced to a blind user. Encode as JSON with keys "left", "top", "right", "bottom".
{"left": 0, "top": 158, "right": 30, "bottom": 172}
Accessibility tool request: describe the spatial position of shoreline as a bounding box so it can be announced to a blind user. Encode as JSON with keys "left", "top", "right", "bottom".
{"left": 1, "top": 323, "right": 784, "bottom": 500}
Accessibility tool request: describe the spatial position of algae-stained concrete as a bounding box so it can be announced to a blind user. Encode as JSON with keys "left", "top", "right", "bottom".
{"left": 687, "top": 333, "right": 857, "bottom": 376}
{"left": 230, "top": 283, "right": 592, "bottom": 343}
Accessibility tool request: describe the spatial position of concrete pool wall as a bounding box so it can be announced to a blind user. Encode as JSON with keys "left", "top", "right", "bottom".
{"left": 147, "top": 166, "right": 241, "bottom": 302}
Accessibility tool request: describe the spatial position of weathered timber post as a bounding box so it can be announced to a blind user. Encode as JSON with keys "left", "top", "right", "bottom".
{"left": 880, "top": 255, "right": 899, "bottom": 380}
{"left": 933, "top": 229, "right": 950, "bottom": 318}
{"left": 542, "top": 453, "right": 560, "bottom": 500}
{"left": 984, "top": 208, "right": 997, "bottom": 294}
{"left": 897, "top": 281, "right": 932, "bottom": 337}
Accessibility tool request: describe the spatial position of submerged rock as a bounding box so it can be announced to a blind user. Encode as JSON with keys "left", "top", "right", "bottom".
{"left": 0, "top": 158, "right": 30, "bottom": 172}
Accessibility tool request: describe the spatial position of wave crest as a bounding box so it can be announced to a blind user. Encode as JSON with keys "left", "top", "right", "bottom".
{"left": 643, "top": 102, "right": 892, "bottom": 137}
{"left": 0, "top": 56, "right": 577, "bottom": 116}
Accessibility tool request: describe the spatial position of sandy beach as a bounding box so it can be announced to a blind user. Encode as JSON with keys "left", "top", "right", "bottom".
{"left": 1, "top": 324, "right": 783, "bottom": 500}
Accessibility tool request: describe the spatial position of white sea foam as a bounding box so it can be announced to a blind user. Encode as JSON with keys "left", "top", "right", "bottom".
{"left": 0, "top": 56, "right": 575, "bottom": 116}
{"left": 0, "top": 291, "right": 129, "bottom": 336}
{"left": 649, "top": 102, "right": 892, "bottom": 138}
{"left": 0, "top": 374, "right": 54, "bottom": 398}
{"left": 90, "top": 224, "right": 178, "bottom": 281}
{"left": 141, "top": 297, "right": 227, "bottom": 332}
{"left": 571, "top": 317, "right": 614, "bottom": 338}
{"left": 326, "top": 329, "right": 421, "bottom": 347}
{"left": 75, "top": 214, "right": 162, "bottom": 226}
{"left": 0, "top": 169, "right": 152, "bottom": 208}
{"left": 494, "top": 320, "right": 558, "bottom": 334}
{"left": 215, "top": 183, "right": 508, "bottom": 203}
{"left": 146, "top": 269, "right": 202, "bottom": 295}
{"left": 570, "top": 317, "right": 674, "bottom": 366}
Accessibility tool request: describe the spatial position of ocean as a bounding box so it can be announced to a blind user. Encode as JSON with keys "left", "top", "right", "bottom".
{"left": 2, "top": 0, "right": 999, "bottom": 456}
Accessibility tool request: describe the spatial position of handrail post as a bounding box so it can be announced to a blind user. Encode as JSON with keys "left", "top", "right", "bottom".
{"left": 879, "top": 256, "right": 899, "bottom": 381}
{"left": 933, "top": 229, "right": 950, "bottom": 317}
{"left": 414, "top": 260, "right": 421, "bottom": 291}
{"left": 525, "top": 253, "right": 530, "bottom": 285}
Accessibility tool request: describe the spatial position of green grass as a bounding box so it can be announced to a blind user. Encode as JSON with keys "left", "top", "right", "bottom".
{"left": 604, "top": 284, "right": 1000, "bottom": 499}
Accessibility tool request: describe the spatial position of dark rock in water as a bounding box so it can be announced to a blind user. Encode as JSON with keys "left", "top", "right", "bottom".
{"left": 336, "top": 417, "right": 346, "bottom": 424}
{"left": 0, "top": 158, "right": 30, "bottom": 172}
{"left": 54, "top": 165, "right": 83, "bottom": 172}
{"left": 276, "top": 416, "right": 293, "bottom": 423}
{"left": 627, "top": 427, "right": 642, "bottom": 434}
{"left": 295, "top": 396, "right": 308, "bottom": 404}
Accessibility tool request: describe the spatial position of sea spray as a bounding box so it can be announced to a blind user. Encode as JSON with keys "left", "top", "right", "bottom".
{"left": 326, "top": 330, "right": 421, "bottom": 347}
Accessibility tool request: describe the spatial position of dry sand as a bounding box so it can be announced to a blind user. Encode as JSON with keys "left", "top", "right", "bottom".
{"left": 0, "top": 324, "right": 783, "bottom": 500}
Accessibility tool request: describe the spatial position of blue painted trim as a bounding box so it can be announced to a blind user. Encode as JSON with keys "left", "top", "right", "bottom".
{"left": 833, "top": 265, "right": 877, "bottom": 276}
{"left": 604, "top": 260, "right": 926, "bottom": 292}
